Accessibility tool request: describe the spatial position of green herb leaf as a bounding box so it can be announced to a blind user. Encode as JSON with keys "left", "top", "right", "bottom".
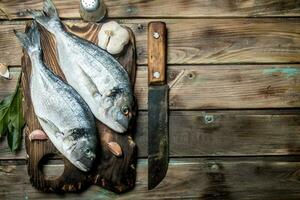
{"left": 7, "top": 125, "right": 22, "bottom": 152}
{"left": 0, "top": 114, "right": 8, "bottom": 137}
{"left": 7, "top": 87, "right": 25, "bottom": 152}
{"left": 0, "top": 73, "right": 25, "bottom": 152}
{"left": 0, "top": 94, "right": 14, "bottom": 137}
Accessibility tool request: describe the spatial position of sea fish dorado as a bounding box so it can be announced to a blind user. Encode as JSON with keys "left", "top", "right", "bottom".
{"left": 34, "top": 0, "right": 134, "bottom": 133}
{"left": 15, "top": 22, "right": 97, "bottom": 172}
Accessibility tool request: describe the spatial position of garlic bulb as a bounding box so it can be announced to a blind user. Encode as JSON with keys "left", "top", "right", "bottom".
{"left": 98, "top": 21, "right": 130, "bottom": 55}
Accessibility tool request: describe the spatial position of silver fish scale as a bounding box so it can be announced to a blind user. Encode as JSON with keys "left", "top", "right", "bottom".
{"left": 29, "top": 53, "right": 97, "bottom": 172}
{"left": 60, "top": 34, "right": 131, "bottom": 91}
{"left": 41, "top": 16, "right": 134, "bottom": 132}
{"left": 76, "top": 37, "right": 130, "bottom": 86}
{"left": 31, "top": 60, "right": 95, "bottom": 134}
{"left": 16, "top": 13, "right": 98, "bottom": 170}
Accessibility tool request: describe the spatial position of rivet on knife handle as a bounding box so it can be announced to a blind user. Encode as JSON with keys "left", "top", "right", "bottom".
{"left": 148, "top": 22, "right": 167, "bottom": 86}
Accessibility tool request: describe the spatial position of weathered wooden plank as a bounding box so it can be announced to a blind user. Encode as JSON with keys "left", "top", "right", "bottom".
{"left": 1, "top": 18, "right": 300, "bottom": 66}
{"left": 1, "top": 158, "right": 300, "bottom": 199}
{"left": 2, "top": 110, "right": 300, "bottom": 159}
{"left": 0, "top": 136, "right": 25, "bottom": 160}
{"left": 2, "top": 65, "right": 300, "bottom": 109}
{"left": 0, "top": 68, "right": 19, "bottom": 99}
{"left": 0, "top": 23, "right": 26, "bottom": 67}
{"left": 138, "top": 111, "right": 300, "bottom": 157}
{"left": 1, "top": 0, "right": 300, "bottom": 19}
{"left": 141, "top": 65, "right": 300, "bottom": 109}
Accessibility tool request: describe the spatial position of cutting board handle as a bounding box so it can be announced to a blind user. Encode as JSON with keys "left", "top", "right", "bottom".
{"left": 148, "top": 22, "right": 167, "bottom": 86}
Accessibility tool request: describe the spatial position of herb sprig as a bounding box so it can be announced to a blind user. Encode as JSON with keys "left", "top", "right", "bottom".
{"left": 0, "top": 74, "right": 25, "bottom": 152}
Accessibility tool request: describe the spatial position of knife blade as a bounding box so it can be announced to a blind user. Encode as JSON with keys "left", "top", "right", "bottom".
{"left": 148, "top": 21, "right": 169, "bottom": 190}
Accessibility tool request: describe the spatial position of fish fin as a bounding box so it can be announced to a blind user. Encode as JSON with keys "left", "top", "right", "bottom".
{"left": 55, "top": 131, "right": 64, "bottom": 141}
{"left": 37, "top": 116, "right": 66, "bottom": 148}
{"left": 14, "top": 21, "right": 41, "bottom": 57}
{"left": 76, "top": 63, "right": 102, "bottom": 100}
{"left": 63, "top": 140, "right": 76, "bottom": 155}
{"left": 64, "top": 145, "right": 73, "bottom": 155}
{"left": 37, "top": 116, "right": 61, "bottom": 135}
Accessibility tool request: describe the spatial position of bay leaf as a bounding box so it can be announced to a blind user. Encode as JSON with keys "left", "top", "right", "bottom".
{"left": 7, "top": 87, "right": 24, "bottom": 152}
{"left": 0, "top": 94, "right": 13, "bottom": 137}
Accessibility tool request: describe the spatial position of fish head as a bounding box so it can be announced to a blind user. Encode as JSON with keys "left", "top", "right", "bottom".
{"left": 102, "top": 86, "right": 134, "bottom": 133}
{"left": 66, "top": 128, "right": 97, "bottom": 172}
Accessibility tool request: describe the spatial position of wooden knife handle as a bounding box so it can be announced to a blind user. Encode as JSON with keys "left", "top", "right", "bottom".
{"left": 148, "top": 22, "right": 167, "bottom": 86}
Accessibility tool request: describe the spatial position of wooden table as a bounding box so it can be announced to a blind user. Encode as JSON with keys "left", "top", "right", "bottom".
{"left": 0, "top": 0, "right": 300, "bottom": 199}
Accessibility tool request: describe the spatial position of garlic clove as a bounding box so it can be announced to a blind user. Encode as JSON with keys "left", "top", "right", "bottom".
{"left": 107, "top": 39, "right": 124, "bottom": 55}
{"left": 29, "top": 130, "right": 49, "bottom": 141}
{"left": 117, "top": 27, "right": 130, "bottom": 41}
{"left": 106, "top": 29, "right": 130, "bottom": 54}
{"left": 104, "top": 21, "right": 119, "bottom": 31}
{"left": 107, "top": 141, "right": 123, "bottom": 157}
{"left": 98, "top": 30, "right": 110, "bottom": 50}
{"left": 0, "top": 63, "right": 10, "bottom": 79}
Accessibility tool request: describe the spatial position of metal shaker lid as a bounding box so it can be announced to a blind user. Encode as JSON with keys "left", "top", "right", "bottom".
{"left": 80, "top": 0, "right": 100, "bottom": 12}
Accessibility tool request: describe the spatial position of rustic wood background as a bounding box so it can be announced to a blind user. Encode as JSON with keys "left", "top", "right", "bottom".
{"left": 0, "top": 0, "right": 300, "bottom": 199}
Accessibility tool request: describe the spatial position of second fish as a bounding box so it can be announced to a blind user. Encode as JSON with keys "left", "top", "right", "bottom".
{"left": 34, "top": 0, "right": 134, "bottom": 133}
{"left": 15, "top": 22, "right": 97, "bottom": 172}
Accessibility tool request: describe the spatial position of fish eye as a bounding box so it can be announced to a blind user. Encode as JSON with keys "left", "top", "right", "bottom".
{"left": 121, "top": 105, "right": 130, "bottom": 116}
{"left": 85, "top": 148, "right": 91, "bottom": 155}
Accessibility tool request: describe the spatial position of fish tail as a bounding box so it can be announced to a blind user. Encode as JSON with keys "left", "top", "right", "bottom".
{"left": 43, "top": 0, "right": 59, "bottom": 18}
{"left": 34, "top": 0, "right": 63, "bottom": 35}
{"left": 14, "top": 21, "right": 41, "bottom": 58}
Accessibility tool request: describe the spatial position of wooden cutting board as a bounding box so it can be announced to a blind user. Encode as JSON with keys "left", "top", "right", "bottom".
{"left": 21, "top": 21, "right": 137, "bottom": 193}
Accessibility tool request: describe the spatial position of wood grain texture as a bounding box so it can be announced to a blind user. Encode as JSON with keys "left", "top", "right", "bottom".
{"left": 160, "top": 65, "right": 300, "bottom": 109}
{"left": 1, "top": 158, "right": 300, "bottom": 199}
{"left": 1, "top": 0, "right": 300, "bottom": 19}
{"left": 2, "top": 110, "right": 300, "bottom": 159}
{"left": 135, "top": 64, "right": 300, "bottom": 109}
{"left": 0, "top": 23, "right": 24, "bottom": 66}
{"left": 0, "top": 68, "right": 19, "bottom": 100}
{"left": 3, "top": 64, "right": 300, "bottom": 109}
{"left": 2, "top": 18, "right": 300, "bottom": 66}
{"left": 21, "top": 22, "right": 137, "bottom": 193}
{"left": 148, "top": 22, "right": 167, "bottom": 85}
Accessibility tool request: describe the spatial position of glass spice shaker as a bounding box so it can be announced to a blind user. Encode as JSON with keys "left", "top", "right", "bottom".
{"left": 80, "top": 0, "right": 107, "bottom": 22}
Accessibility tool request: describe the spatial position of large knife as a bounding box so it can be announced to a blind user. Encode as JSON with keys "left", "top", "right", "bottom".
{"left": 148, "top": 21, "right": 169, "bottom": 190}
